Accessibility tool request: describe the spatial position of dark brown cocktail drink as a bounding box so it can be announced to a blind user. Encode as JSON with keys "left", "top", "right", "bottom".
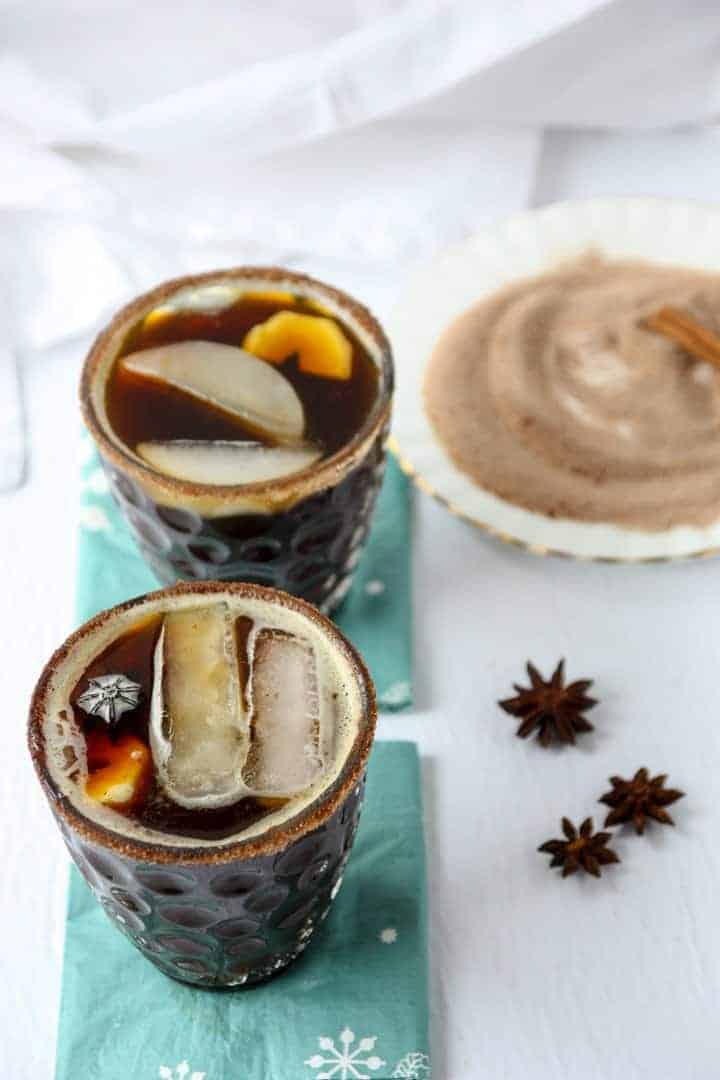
{"left": 108, "top": 291, "right": 379, "bottom": 466}
{"left": 29, "top": 582, "right": 376, "bottom": 988}
{"left": 81, "top": 270, "right": 393, "bottom": 611}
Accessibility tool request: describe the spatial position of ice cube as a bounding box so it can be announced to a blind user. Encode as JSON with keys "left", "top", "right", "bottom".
{"left": 149, "top": 603, "right": 249, "bottom": 808}
{"left": 136, "top": 440, "right": 321, "bottom": 485}
{"left": 243, "top": 629, "right": 324, "bottom": 796}
{"left": 119, "top": 340, "right": 305, "bottom": 444}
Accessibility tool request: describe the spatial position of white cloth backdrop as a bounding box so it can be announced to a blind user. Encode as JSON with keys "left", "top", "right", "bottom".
{"left": 3, "top": 2, "right": 720, "bottom": 1077}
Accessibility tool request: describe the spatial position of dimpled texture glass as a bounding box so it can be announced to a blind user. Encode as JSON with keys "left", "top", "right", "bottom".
{"left": 105, "top": 432, "right": 387, "bottom": 613}
{"left": 29, "top": 583, "right": 376, "bottom": 987}
{"left": 57, "top": 777, "right": 365, "bottom": 988}
{"left": 80, "top": 268, "right": 393, "bottom": 612}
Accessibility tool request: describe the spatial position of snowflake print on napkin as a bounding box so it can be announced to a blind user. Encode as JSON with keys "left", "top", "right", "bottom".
{"left": 305, "top": 1027, "right": 386, "bottom": 1079}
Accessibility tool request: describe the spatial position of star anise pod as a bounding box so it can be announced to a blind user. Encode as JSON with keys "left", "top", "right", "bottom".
{"left": 539, "top": 817, "right": 620, "bottom": 878}
{"left": 76, "top": 673, "right": 142, "bottom": 729}
{"left": 499, "top": 660, "right": 597, "bottom": 747}
{"left": 599, "top": 768, "right": 684, "bottom": 834}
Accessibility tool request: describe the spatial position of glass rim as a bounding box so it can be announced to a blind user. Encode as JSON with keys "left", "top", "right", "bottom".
{"left": 28, "top": 581, "right": 377, "bottom": 865}
{"left": 79, "top": 265, "right": 394, "bottom": 516}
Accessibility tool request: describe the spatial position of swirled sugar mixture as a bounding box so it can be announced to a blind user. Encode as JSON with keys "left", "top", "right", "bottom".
{"left": 423, "top": 256, "right": 720, "bottom": 530}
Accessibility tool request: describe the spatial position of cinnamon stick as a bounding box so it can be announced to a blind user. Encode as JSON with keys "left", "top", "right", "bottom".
{"left": 645, "top": 306, "right": 720, "bottom": 370}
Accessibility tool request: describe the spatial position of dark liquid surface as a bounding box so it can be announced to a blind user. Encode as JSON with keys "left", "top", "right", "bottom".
{"left": 70, "top": 613, "right": 288, "bottom": 841}
{"left": 106, "top": 294, "right": 379, "bottom": 461}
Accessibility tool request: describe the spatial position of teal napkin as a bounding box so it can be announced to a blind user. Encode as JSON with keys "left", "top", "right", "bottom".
{"left": 78, "top": 436, "right": 412, "bottom": 710}
{"left": 55, "top": 741, "right": 430, "bottom": 1080}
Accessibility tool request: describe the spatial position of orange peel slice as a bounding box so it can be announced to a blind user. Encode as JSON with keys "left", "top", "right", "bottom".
{"left": 141, "top": 305, "right": 173, "bottom": 331}
{"left": 243, "top": 289, "right": 296, "bottom": 306}
{"left": 243, "top": 311, "right": 352, "bottom": 380}
{"left": 85, "top": 732, "right": 152, "bottom": 808}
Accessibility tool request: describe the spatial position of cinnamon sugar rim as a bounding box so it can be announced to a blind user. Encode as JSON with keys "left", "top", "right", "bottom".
{"left": 28, "top": 581, "right": 377, "bottom": 865}
{"left": 80, "top": 266, "right": 393, "bottom": 517}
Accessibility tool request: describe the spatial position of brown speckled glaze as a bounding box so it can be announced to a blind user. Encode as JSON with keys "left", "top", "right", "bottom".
{"left": 79, "top": 268, "right": 393, "bottom": 610}
{"left": 28, "top": 582, "right": 376, "bottom": 988}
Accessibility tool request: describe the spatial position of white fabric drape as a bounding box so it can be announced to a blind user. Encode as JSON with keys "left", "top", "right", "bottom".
{"left": 2, "top": 0, "right": 720, "bottom": 487}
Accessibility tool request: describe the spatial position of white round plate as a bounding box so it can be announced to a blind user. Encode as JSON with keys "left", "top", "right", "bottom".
{"left": 389, "top": 196, "right": 720, "bottom": 562}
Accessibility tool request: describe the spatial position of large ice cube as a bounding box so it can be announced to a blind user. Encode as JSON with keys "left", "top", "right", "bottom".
{"left": 120, "top": 341, "right": 305, "bottom": 444}
{"left": 136, "top": 440, "right": 321, "bottom": 485}
{"left": 150, "top": 603, "right": 249, "bottom": 808}
{"left": 243, "top": 629, "right": 324, "bottom": 796}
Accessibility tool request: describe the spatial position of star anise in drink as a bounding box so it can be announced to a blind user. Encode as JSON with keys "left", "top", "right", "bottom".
{"left": 539, "top": 817, "right": 620, "bottom": 878}
{"left": 599, "top": 768, "right": 684, "bottom": 834}
{"left": 76, "top": 673, "right": 142, "bottom": 729}
{"left": 499, "top": 660, "right": 597, "bottom": 747}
